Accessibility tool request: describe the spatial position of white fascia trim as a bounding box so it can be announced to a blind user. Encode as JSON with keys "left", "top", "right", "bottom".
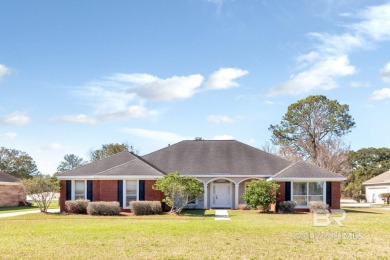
{"left": 57, "top": 175, "right": 163, "bottom": 180}
{"left": 190, "top": 175, "right": 273, "bottom": 178}
{"left": 363, "top": 181, "right": 390, "bottom": 186}
{"left": 268, "top": 177, "right": 346, "bottom": 182}
{"left": 0, "top": 182, "right": 20, "bottom": 185}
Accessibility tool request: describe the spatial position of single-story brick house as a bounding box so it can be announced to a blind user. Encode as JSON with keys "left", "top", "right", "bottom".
{"left": 363, "top": 170, "right": 390, "bottom": 203}
{"left": 0, "top": 171, "right": 26, "bottom": 207}
{"left": 57, "top": 140, "right": 345, "bottom": 212}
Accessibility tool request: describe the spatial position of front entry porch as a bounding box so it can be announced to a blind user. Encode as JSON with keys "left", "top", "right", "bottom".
{"left": 202, "top": 178, "right": 261, "bottom": 209}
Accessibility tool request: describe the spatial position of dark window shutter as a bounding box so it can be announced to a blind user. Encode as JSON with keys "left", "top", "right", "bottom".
{"left": 139, "top": 180, "right": 145, "bottom": 201}
{"left": 87, "top": 180, "right": 93, "bottom": 201}
{"left": 118, "top": 180, "right": 123, "bottom": 207}
{"left": 326, "top": 182, "right": 332, "bottom": 206}
{"left": 66, "top": 180, "right": 72, "bottom": 200}
{"left": 285, "top": 182, "right": 291, "bottom": 201}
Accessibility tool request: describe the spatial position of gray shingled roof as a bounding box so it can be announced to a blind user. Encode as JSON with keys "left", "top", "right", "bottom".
{"left": 142, "top": 140, "right": 292, "bottom": 176}
{"left": 270, "top": 161, "right": 345, "bottom": 180}
{"left": 57, "top": 151, "right": 164, "bottom": 177}
{"left": 0, "top": 171, "right": 19, "bottom": 183}
{"left": 363, "top": 170, "right": 390, "bottom": 185}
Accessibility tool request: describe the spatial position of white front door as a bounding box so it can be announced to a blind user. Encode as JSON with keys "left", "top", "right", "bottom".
{"left": 211, "top": 182, "right": 231, "bottom": 208}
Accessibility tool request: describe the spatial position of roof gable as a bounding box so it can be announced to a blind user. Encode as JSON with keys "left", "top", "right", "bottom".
{"left": 0, "top": 171, "right": 19, "bottom": 183}
{"left": 270, "top": 161, "right": 345, "bottom": 180}
{"left": 142, "top": 140, "right": 292, "bottom": 176}
{"left": 363, "top": 170, "right": 390, "bottom": 185}
{"left": 56, "top": 151, "right": 164, "bottom": 178}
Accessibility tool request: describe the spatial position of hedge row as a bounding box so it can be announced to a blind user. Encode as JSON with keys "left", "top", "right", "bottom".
{"left": 65, "top": 200, "right": 120, "bottom": 216}
{"left": 130, "top": 201, "right": 162, "bottom": 215}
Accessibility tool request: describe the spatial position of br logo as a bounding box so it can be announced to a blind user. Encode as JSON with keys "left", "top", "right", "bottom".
{"left": 312, "top": 209, "right": 346, "bottom": 227}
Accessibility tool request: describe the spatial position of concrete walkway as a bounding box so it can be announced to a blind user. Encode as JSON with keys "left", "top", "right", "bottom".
{"left": 0, "top": 208, "right": 60, "bottom": 218}
{"left": 215, "top": 209, "right": 230, "bottom": 221}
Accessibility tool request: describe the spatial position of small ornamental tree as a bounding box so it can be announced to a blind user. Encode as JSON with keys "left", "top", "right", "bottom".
{"left": 379, "top": 193, "right": 390, "bottom": 204}
{"left": 242, "top": 180, "right": 280, "bottom": 212}
{"left": 20, "top": 176, "right": 59, "bottom": 212}
{"left": 153, "top": 172, "right": 204, "bottom": 214}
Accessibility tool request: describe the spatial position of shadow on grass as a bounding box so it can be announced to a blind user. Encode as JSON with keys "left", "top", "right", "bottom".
{"left": 181, "top": 209, "right": 215, "bottom": 218}
{"left": 343, "top": 208, "right": 382, "bottom": 214}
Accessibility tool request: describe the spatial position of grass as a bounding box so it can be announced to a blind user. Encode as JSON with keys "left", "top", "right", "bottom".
{"left": 0, "top": 208, "right": 389, "bottom": 259}
{"left": 0, "top": 201, "right": 59, "bottom": 214}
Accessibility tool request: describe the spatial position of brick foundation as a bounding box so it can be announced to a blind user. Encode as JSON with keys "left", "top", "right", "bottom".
{"left": 0, "top": 184, "right": 26, "bottom": 207}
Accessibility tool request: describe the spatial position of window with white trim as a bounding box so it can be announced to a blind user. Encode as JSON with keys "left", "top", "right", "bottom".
{"left": 74, "top": 180, "right": 86, "bottom": 200}
{"left": 125, "top": 180, "right": 138, "bottom": 208}
{"left": 292, "top": 182, "right": 324, "bottom": 207}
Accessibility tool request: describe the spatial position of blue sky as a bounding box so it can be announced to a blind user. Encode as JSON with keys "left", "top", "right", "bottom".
{"left": 1, "top": 0, "right": 390, "bottom": 175}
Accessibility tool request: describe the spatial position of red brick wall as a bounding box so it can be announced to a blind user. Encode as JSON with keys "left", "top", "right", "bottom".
{"left": 98, "top": 180, "right": 118, "bottom": 202}
{"left": 59, "top": 180, "right": 67, "bottom": 212}
{"left": 145, "top": 180, "right": 164, "bottom": 201}
{"left": 330, "top": 182, "right": 341, "bottom": 209}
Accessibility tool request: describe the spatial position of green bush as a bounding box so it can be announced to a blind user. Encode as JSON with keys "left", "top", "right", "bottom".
{"left": 278, "top": 201, "right": 297, "bottom": 213}
{"left": 87, "top": 201, "right": 120, "bottom": 216}
{"left": 309, "top": 201, "right": 329, "bottom": 213}
{"left": 65, "top": 199, "right": 89, "bottom": 214}
{"left": 242, "top": 180, "right": 280, "bottom": 212}
{"left": 130, "top": 201, "right": 162, "bottom": 215}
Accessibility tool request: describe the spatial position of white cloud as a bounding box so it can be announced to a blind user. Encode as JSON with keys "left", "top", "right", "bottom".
{"left": 380, "top": 62, "right": 390, "bottom": 83}
{"left": 213, "top": 134, "right": 234, "bottom": 140}
{"left": 370, "top": 88, "right": 390, "bottom": 100}
{"left": 40, "top": 143, "right": 63, "bottom": 151}
{"left": 97, "top": 105, "right": 158, "bottom": 121}
{"left": 270, "top": 2, "right": 390, "bottom": 96}
{"left": 207, "top": 115, "right": 236, "bottom": 124}
{"left": 269, "top": 55, "right": 356, "bottom": 96}
{"left": 122, "top": 128, "right": 190, "bottom": 144}
{"left": 204, "top": 68, "right": 248, "bottom": 90}
{"left": 0, "top": 64, "right": 11, "bottom": 78}
{"left": 352, "top": 3, "right": 390, "bottom": 41}
{"left": 0, "top": 132, "right": 17, "bottom": 141}
{"left": 132, "top": 74, "right": 204, "bottom": 101}
{"left": 349, "top": 81, "right": 370, "bottom": 88}
{"left": 108, "top": 73, "right": 159, "bottom": 84}
{"left": 1, "top": 111, "right": 31, "bottom": 126}
{"left": 57, "top": 114, "right": 97, "bottom": 124}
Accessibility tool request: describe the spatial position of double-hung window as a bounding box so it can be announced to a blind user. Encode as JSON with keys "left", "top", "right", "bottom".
{"left": 74, "top": 180, "right": 86, "bottom": 200}
{"left": 125, "top": 180, "right": 138, "bottom": 208}
{"left": 292, "top": 182, "right": 324, "bottom": 207}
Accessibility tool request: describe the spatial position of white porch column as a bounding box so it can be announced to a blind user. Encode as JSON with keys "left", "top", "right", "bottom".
{"left": 234, "top": 182, "right": 239, "bottom": 209}
{"left": 203, "top": 182, "right": 208, "bottom": 209}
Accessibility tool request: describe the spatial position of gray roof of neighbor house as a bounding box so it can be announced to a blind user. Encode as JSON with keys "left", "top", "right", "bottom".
{"left": 56, "top": 151, "right": 165, "bottom": 177}
{"left": 0, "top": 171, "right": 19, "bottom": 183}
{"left": 142, "top": 140, "right": 292, "bottom": 176}
{"left": 270, "top": 161, "right": 346, "bottom": 180}
{"left": 363, "top": 170, "right": 390, "bottom": 185}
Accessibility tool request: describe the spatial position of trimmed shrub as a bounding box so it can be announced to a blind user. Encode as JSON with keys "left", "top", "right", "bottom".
{"left": 65, "top": 199, "right": 89, "bottom": 214}
{"left": 130, "top": 201, "right": 162, "bottom": 215}
{"left": 87, "top": 201, "right": 120, "bottom": 216}
{"left": 278, "top": 201, "right": 297, "bottom": 213}
{"left": 309, "top": 201, "right": 329, "bottom": 213}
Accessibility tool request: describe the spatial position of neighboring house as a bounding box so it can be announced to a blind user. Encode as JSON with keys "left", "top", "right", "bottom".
{"left": 0, "top": 171, "right": 26, "bottom": 207}
{"left": 57, "top": 140, "right": 346, "bottom": 212}
{"left": 363, "top": 170, "right": 390, "bottom": 203}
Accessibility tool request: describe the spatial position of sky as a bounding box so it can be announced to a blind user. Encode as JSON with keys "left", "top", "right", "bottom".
{"left": 1, "top": 0, "right": 390, "bottom": 175}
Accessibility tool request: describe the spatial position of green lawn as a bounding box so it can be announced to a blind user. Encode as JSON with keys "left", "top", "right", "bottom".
{"left": 0, "top": 201, "right": 59, "bottom": 214}
{"left": 0, "top": 208, "right": 389, "bottom": 259}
